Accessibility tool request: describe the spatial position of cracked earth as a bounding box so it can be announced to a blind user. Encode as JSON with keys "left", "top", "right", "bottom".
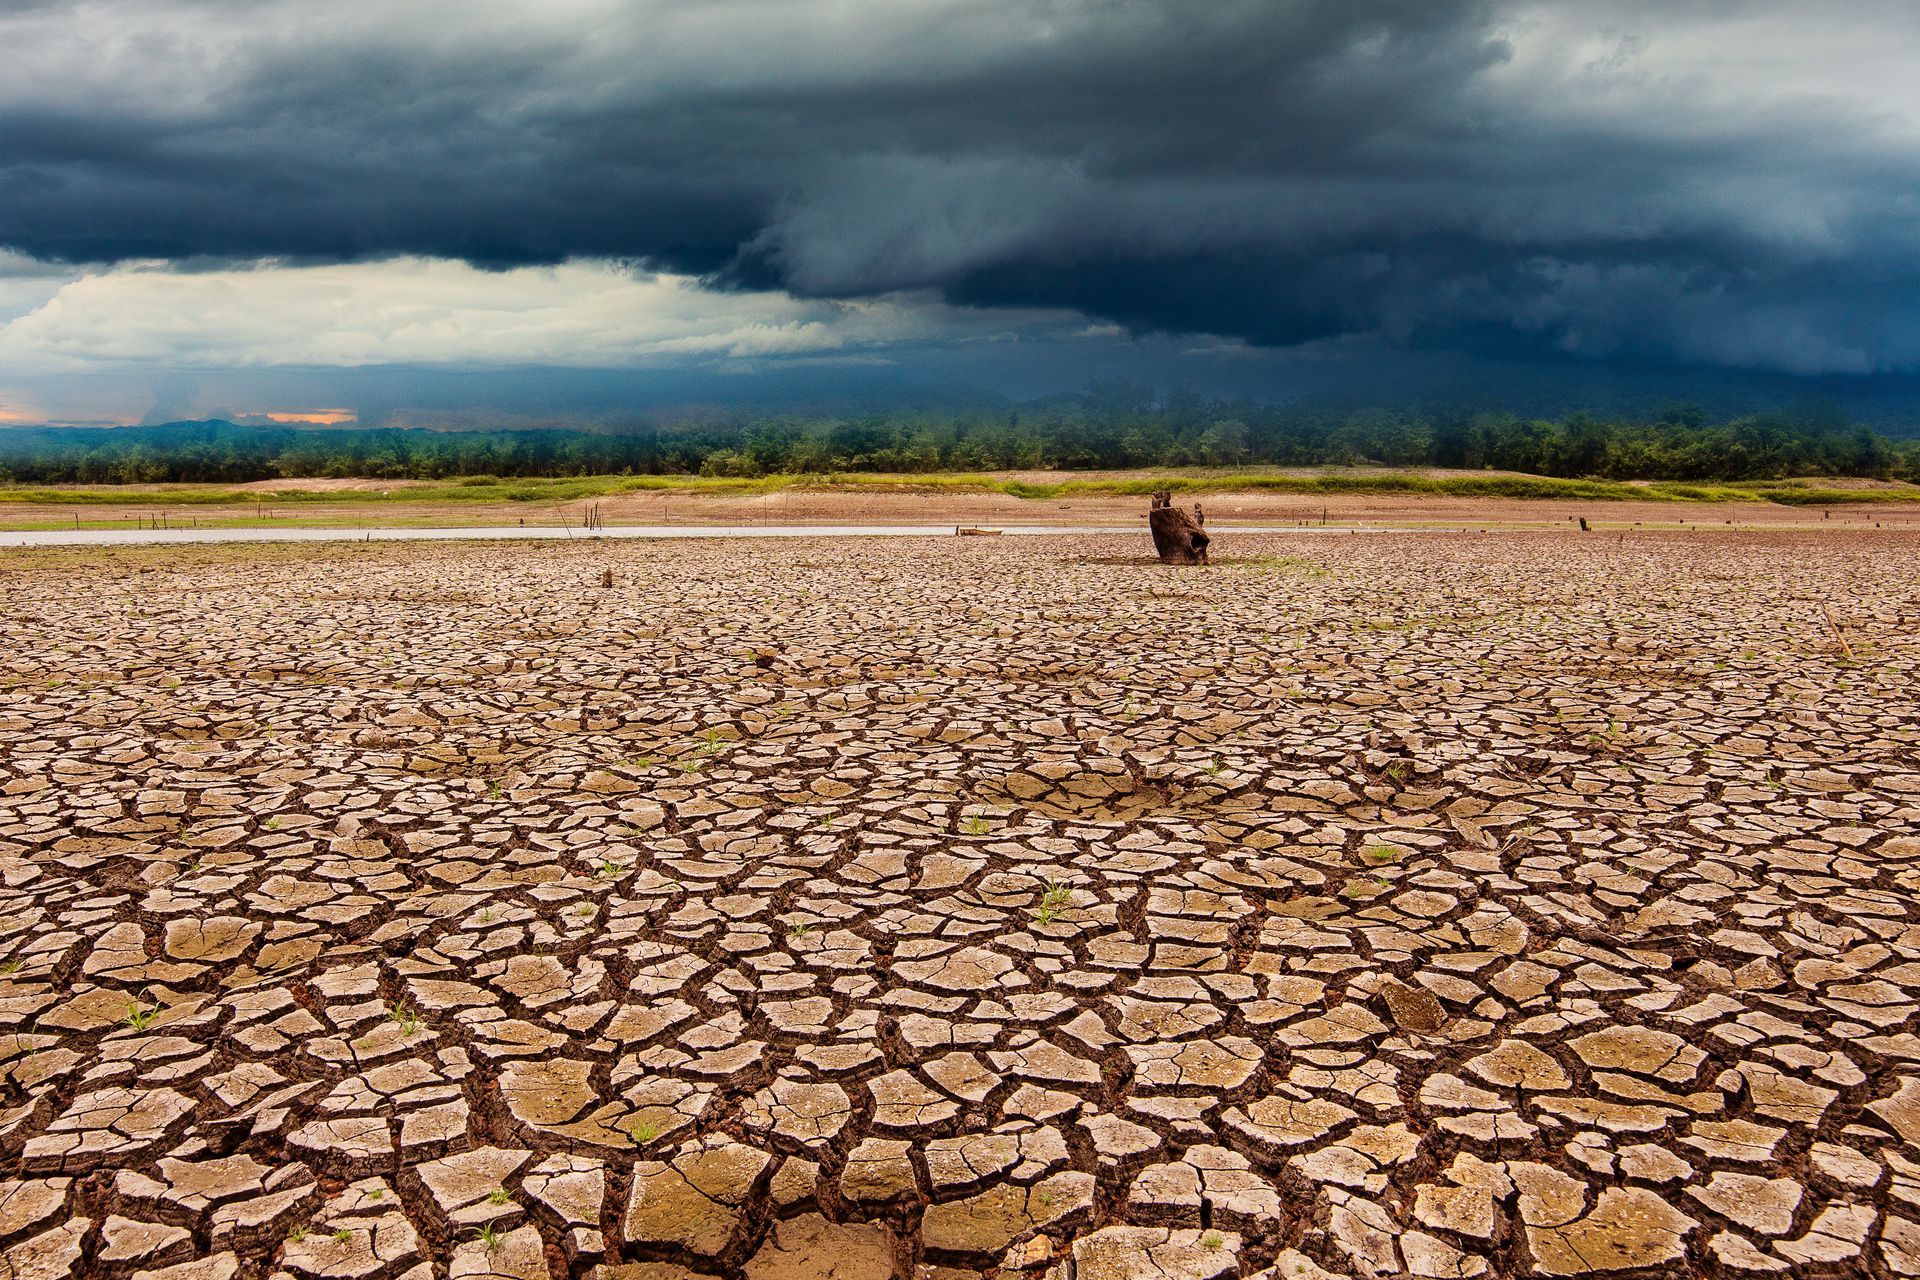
{"left": 1, "top": 530, "right": 1918, "bottom": 1280}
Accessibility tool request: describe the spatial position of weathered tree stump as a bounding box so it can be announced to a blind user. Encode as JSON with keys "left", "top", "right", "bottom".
{"left": 1148, "top": 491, "right": 1210, "bottom": 565}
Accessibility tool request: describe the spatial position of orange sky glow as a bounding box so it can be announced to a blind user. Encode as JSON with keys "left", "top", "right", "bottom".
{"left": 264, "top": 409, "right": 356, "bottom": 425}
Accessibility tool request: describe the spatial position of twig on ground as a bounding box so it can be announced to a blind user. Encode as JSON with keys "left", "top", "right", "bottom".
{"left": 1822, "top": 603, "right": 1855, "bottom": 660}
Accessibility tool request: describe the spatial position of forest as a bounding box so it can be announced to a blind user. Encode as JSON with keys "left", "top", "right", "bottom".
{"left": 2, "top": 398, "right": 1917, "bottom": 485}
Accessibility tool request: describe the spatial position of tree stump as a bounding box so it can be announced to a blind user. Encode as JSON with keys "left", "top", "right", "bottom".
{"left": 1148, "top": 491, "right": 1210, "bottom": 565}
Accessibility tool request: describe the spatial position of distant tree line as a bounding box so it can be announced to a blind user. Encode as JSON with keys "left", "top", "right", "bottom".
{"left": 2, "top": 397, "right": 1917, "bottom": 485}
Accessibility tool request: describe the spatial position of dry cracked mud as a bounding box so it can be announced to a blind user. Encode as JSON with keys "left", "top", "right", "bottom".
{"left": 0, "top": 529, "right": 1917, "bottom": 1280}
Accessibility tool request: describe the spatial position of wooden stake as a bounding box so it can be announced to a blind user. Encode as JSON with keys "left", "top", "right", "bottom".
{"left": 1822, "top": 604, "right": 1855, "bottom": 660}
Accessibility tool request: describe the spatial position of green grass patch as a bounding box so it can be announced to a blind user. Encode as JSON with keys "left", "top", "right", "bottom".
{"left": 0, "top": 486, "right": 262, "bottom": 506}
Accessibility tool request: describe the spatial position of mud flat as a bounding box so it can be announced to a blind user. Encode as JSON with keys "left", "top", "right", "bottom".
{"left": 0, "top": 529, "right": 1917, "bottom": 1279}
{"left": 8, "top": 473, "right": 1920, "bottom": 535}
{"left": 0, "top": 524, "right": 1394, "bottom": 549}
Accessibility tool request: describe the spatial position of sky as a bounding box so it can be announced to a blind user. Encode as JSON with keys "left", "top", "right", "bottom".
{"left": 3, "top": 0, "right": 1919, "bottom": 426}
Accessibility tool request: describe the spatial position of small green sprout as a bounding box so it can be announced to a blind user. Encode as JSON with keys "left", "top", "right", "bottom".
{"left": 122, "top": 998, "right": 159, "bottom": 1031}
{"left": 332, "top": 1228, "right": 353, "bottom": 1244}
{"left": 0, "top": 958, "right": 22, "bottom": 977}
{"left": 1032, "top": 877, "right": 1073, "bottom": 926}
{"left": 630, "top": 1118, "right": 661, "bottom": 1144}
{"left": 964, "top": 816, "right": 990, "bottom": 836}
{"left": 1203, "top": 1231, "right": 1225, "bottom": 1250}
{"left": 487, "top": 1187, "right": 511, "bottom": 1205}
{"left": 387, "top": 1002, "right": 424, "bottom": 1037}
{"left": 286, "top": 1225, "right": 308, "bottom": 1244}
{"left": 473, "top": 1222, "right": 502, "bottom": 1250}
{"left": 786, "top": 920, "right": 815, "bottom": 939}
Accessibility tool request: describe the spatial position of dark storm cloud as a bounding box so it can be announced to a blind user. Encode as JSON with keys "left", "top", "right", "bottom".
{"left": 4, "top": 0, "right": 1920, "bottom": 374}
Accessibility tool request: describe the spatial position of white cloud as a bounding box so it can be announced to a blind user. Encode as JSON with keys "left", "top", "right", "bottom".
{"left": 0, "top": 258, "right": 1064, "bottom": 372}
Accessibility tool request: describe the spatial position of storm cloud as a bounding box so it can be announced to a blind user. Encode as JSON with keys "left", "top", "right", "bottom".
{"left": 4, "top": 0, "right": 1920, "bottom": 380}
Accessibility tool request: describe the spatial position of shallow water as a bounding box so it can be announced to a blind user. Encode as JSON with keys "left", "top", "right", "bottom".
{"left": 0, "top": 522, "right": 1366, "bottom": 548}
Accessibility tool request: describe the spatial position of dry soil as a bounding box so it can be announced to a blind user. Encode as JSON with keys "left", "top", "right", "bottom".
{"left": 0, "top": 529, "right": 1917, "bottom": 1279}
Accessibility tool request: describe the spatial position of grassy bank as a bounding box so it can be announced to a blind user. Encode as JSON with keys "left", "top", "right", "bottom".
{"left": 4, "top": 469, "right": 1920, "bottom": 508}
